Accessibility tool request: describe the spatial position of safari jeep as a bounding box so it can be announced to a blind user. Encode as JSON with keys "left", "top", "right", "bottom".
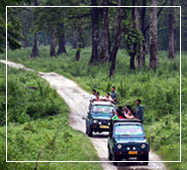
{"left": 108, "top": 119, "right": 149, "bottom": 166}
{"left": 86, "top": 101, "right": 116, "bottom": 137}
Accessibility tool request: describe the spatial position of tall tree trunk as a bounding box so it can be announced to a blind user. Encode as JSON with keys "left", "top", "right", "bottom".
{"left": 129, "top": 0, "right": 137, "bottom": 70}
{"left": 101, "top": 0, "right": 110, "bottom": 62}
{"left": 75, "top": 50, "right": 80, "bottom": 61}
{"left": 73, "top": 31, "right": 78, "bottom": 49}
{"left": 73, "top": 22, "right": 78, "bottom": 49}
{"left": 30, "top": 0, "right": 39, "bottom": 58}
{"left": 89, "top": 0, "right": 100, "bottom": 65}
{"left": 74, "top": 44, "right": 81, "bottom": 61}
{"left": 23, "top": 39, "right": 27, "bottom": 48}
{"left": 74, "top": 27, "right": 83, "bottom": 61}
{"left": 136, "top": 0, "right": 147, "bottom": 69}
{"left": 168, "top": 0, "right": 175, "bottom": 59}
{"left": 142, "top": 0, "right": 146, "bottom": 66}
{"left": 57, "top": 23, "right": 66, "bottom": 55}
{"left": 50, "top": 28, "right": 56, "bottom": 57}
{"left": 130, "top": 53, "right": 136, "bottom": 69}
{"left": 149, "top": 0, "right": 159, "bottom": 69}
{"left": 109, "top": 0, "right": 121, "bottom": 77}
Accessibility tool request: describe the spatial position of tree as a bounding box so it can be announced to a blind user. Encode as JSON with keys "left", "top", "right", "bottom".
{"left": 50, "top": 27, "right": 56, "bottom": 57}
{"left": 0, "top": 0, "right": 30, "bottom": 53}
{"left": 136, "top": 0, "right": 147, "bottom": 69}
{"left": 129, "top": 0, "right": 138, "bottom": 70}
{"left": 35, "top": 5, "right": 58, "bottom": 57}
{"left": 168, "top": 0, "right": 175, "bottom": 59}
{"left": 109, "top": 0, "right": 122, "bottom": 77}
{"left": 31, "top": 0, "right": 39, "bottom": 58}
{"left": 74, "top": 42, "right": 82, "bottom": 61}
{"left": 136, "top": 0, "right": 168, "bottom": 69}
{"left": 122, "top": 1, "right": 143, "bottom": 70}
{"left": 89, "top": 0, "right": 100, "bottom": 65}
{"left": 149, "top": 0, "right": 159, "bottom": 69}
{"left": 57, "top": 22, "right": 66, "bottom": 55}
{"left": 101, "top": 0, "right": 110, "bottom": 62}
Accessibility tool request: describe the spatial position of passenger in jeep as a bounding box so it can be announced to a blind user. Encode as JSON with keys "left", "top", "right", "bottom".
{"left": 124, "top": 105, "right": 135, "bottom": 119}
{"left": 112, "top": 108, "right": 125, "bottom": 120}
{"left": 89, "top": 89, "right": 97, "bottom": 102}
{"left": 93, "top": 92, "right": 103, "bottom": 101}
{"left": 104, "top": 92, "right": 112, "bottom": 101}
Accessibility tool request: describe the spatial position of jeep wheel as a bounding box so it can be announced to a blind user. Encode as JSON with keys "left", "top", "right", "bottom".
{"left": 86, "top": 126, "right": 88, "bottom": 134}
{"left": 112, "top": 154, "right": 119, "bottom": 166}
{"left": 143, "top": 162, "right": 148, "bottom": 165}
{"left": 142, "top": 153, "right": 149, "bottom": 165}
{"left": 108, "top": 149, "right": 112, "bottom": 160}
{"left": 88, "top": 127, "right": 93, "bottom": 137}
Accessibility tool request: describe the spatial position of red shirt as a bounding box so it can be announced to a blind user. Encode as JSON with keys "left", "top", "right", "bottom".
{"left": 118, "top": 115, "right": 124, "bottom": 119}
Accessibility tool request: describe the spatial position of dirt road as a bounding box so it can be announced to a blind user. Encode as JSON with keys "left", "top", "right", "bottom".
{"left": 1, "top": 60, "right": 166, "bottom": 170}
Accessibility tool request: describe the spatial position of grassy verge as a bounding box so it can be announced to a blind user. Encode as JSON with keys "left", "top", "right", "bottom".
{"left": 0, "top": 63, "right": 102, "bottom": 170}
{"left": 1, "top": 46, "right": 187, "bottom": 169}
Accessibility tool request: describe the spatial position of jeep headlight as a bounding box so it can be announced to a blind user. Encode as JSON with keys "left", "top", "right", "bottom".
{"left": 117, "top": 144, "right": 122, "bottom": 149}
{"left": 93, "top": 119, "right": 98, "bottom": 124}
{"left": 141, "top": 144, "right": 146, "bottom": 149}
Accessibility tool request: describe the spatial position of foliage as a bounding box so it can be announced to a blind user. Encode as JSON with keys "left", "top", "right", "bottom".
{"left": 0, "top": 65, "right": 67, "bottom": 125}
{"left": 3, "top": 46, "right": 187, "bottom": 169}
{"left": 123, "top": 20, "right": 144, "bottom": 56}
{"left": 0, "top": 63, "right": 102, "bottom": 169}
{"left": 0, "top": 0, "right": 31, "bottom": 53}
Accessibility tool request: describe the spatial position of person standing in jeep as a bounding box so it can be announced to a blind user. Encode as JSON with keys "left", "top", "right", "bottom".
{"left": 111, "top": 86, "right": 117, "bottom": 105}
{"left": 89, "top": 89, "right": 96, "bottom": 101}
{"left": 136, "top": 99, "right": 144, "bottom": 123}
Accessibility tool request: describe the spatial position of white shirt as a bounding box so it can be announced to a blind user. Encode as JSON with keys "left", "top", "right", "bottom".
{"left": 89, "top": 94, "right": 96, "bottom": 101}
{"left": 103, "top": 96, "right": 112, "bottom": 100}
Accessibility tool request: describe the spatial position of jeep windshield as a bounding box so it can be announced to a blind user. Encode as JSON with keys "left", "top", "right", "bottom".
{"left": 114, "top": 125, "right": 144, "bottom": 136}
{"left": 91, "top": 105, "right": 115, "bottom": 114}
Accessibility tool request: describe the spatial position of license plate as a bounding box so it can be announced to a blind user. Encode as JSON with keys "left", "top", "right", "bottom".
{"left": 100, "top": 125, "right": 109, "bottom": 129}
{"left": 128, "top": 151, "right": 138, "bottom": 155}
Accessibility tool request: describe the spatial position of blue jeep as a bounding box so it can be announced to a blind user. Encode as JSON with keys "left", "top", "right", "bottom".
{"left": 86, "top": 101, "right": 116, "bottom": 137}
{"left": 108, "top": 119, "right": 149, "bottom": 166}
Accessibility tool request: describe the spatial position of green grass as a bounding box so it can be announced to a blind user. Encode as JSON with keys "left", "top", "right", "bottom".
{"left": 0, "top": 63, "right": 102, "bottom": 170}
{"left": 1, "top": 46, "right": 187, "bottom": 169}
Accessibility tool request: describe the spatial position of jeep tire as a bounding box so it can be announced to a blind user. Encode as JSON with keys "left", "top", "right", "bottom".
{"left": 86, "top": 125, "right": 88, "bottom": 134}
{"left": 142, "top": 153, "right": 149, "bottom": 165}
{"left": 112, "top": 154, "right": 119, "bottom": 166}
{"left": 88, "top": 126, "right": 93, "bottom": 137}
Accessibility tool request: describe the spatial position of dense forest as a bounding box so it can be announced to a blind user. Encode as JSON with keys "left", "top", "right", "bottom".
{"left": 0, "top": 0, "right": 187, "bottom": 170}
{"left": 0, "top": 0, "right": 185, "bottom": 73}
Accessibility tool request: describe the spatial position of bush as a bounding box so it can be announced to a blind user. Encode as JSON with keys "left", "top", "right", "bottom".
{"left": 0, "top": 63, "right": 102, "bottom": 170}
{"left": 2, "top": 46, "right": 186, "bottom": 168}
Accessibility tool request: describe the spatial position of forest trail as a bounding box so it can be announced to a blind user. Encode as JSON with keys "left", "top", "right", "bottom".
{"left": 1, "top": 60, "right": 166, "bottom": 170}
